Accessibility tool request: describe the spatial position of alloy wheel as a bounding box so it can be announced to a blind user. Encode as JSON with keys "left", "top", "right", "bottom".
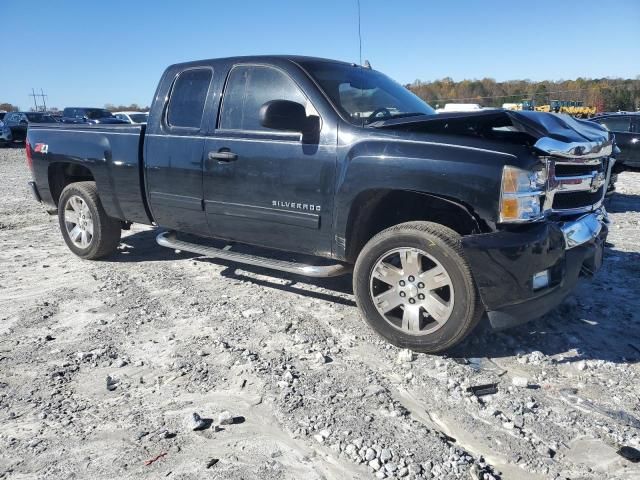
{"left": 64, "top": 195, "right": 94, "bottom": 249}
{"left": 369, "top": 247, "right": 455, "bottom": 336}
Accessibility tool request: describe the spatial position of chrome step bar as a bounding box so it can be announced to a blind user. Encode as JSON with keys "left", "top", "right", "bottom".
{"left": 156, "top": 231, "right": 351, "bottom": 278}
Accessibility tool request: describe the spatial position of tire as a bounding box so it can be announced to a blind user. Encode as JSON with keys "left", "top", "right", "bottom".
{"left": 58, "top": 181, "right": 121, "bottom": 260}
{"left": 353, "top": 221, "right": 483, "bottom": 353}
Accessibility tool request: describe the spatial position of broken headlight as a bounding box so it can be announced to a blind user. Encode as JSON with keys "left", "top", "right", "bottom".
{"left": 499, "top": 165, "right": 546, "bottom": 222}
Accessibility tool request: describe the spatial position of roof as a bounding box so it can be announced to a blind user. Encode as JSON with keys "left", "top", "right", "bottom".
{"left": 168, "top": 55, "right": 356, "bottom": 70}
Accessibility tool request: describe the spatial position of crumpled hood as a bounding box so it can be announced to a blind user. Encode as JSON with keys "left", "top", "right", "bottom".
{"left": 372, "top": 109, "right": 614, "bottom": 159}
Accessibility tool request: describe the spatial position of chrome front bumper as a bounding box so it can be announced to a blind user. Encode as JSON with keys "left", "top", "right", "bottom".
{"left": 560, "top": 208, "right": 608, "bottom": 250}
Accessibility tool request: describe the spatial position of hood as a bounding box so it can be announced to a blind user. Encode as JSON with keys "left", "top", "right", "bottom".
{"left": 371, "top": 110, "right": 615, "bottom": 159}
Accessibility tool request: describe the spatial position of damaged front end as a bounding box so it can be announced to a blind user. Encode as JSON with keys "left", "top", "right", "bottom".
{"left": 463, "top": 113, "right": 614, "bottom": 329}
{"left": 375, "top": 109, "right": 616, "bottom": 329}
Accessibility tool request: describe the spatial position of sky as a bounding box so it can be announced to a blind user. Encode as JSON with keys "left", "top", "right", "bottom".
{"left": 1, "top": 0, "right": 638, "bottom": 110}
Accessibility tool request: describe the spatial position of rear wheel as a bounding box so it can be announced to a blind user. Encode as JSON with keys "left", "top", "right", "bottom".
{"left": 58, "top": 181, "right": 121, "bottom": 259}
{"left": 353, "top": 221, "right": 483, "bottom": 353}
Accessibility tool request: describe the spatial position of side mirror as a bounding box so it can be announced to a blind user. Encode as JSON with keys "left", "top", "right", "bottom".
{"left": 259, "top": 100, "right": 307, "bottom": 132}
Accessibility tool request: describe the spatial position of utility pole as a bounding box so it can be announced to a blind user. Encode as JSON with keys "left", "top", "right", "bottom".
{"left": 40, "top": 89, "right": 48, "bottom": 111}
{"left": 28, "top": 88, "right": 49, "bottom": 111}
{"left": 30, "top": 88, "right": 39, "bottom": 111}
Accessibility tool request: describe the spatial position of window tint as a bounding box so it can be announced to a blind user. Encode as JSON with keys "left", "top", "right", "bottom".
{"left": 85, "top": 109, "right": 112, "bottom": 120}
{"left": 300, "top": 61, "right": 435, "bottom": 125}
{"left": 597, "top": 117, "right": 631, "bottom": 132}
{"left": 219, "top": 65, "right": 308, "bottom": 131}
{"left": 167, "top": 68, "right": 212, "bottom": 129}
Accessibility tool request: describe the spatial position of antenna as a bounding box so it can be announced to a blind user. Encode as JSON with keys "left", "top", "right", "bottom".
{"left": 357, "top": 0, "right": 362, "bottom": 66}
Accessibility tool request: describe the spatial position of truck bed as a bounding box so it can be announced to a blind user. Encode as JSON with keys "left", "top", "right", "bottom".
{"left": 27, "top": 123, "right": 152, "bottom": 225}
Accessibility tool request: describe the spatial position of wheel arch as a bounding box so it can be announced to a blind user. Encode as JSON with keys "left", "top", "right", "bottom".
{"left": 342, "top": 189, "right": 488, "bottom": 263}
{"left": 48, "top": 162, "right": 95, "bottom": 207}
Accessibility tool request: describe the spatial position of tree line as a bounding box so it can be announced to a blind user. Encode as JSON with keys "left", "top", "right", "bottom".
{"left": 3, "top": 77, "right": 640, "bottom": 114}
{"left": 407, "top": 77, "right": 640, "bottom": 112}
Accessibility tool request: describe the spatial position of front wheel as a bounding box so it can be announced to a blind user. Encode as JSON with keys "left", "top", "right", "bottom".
{"left": 58, "top": 181, "right": 121, "bottom": 259}
{"left": 353, "top": 221, "right": 483, "bottom": 353}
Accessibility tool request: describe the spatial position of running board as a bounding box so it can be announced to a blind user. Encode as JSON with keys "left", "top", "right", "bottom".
{"left": 156, "top": 231, "right": 351, "bottom": 278}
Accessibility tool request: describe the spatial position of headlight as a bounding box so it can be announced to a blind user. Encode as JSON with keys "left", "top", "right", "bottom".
{"left": 499, "top": 165, "right": 546, "bottom": 222}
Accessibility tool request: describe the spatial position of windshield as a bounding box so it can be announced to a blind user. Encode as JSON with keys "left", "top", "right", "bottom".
{"left": 129, "top": 113, "right": 148, "bottom": 123}
{"left": 26, "top": 113, "right": 56, "bottom": 123}
{"left": 85, "top": 109, "right": 113, "bottom": 119}
{"left": 300, "top": 61, "right": 435, "bottom": 126}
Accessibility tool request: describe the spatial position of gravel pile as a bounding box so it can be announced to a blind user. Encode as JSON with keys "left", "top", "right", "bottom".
{"left": 0, "top": 147, "right": 638, "bottom": 479}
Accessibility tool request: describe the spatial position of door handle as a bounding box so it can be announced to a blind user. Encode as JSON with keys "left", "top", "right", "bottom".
{"left": 208, "top": 150, "right": 238, "bottom": 162}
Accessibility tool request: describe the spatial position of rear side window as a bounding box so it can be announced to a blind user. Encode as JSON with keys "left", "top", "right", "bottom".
{"left": 219, "top": 65, "right": 307, "bottom": 131}
{"left": 167, "top": 68, "right": 212, "bottom": 129}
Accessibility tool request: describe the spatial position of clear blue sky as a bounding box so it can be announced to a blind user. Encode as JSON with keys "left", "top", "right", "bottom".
{"left": 2, "top": 0, "right": 638, "bottom": 110}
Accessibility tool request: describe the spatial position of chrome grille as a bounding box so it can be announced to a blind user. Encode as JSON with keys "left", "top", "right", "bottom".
{"left": 542, "top": 156, "right": 612, "bottom": 216}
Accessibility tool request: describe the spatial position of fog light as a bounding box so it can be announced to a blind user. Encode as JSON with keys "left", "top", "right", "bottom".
{"left": 532, "top": 270, "right": 550, "bottom": 291}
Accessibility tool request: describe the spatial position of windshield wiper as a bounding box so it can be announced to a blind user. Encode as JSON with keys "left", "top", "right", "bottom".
{"left": 366, "top": 112, "right": 432, "bottom": 128}
{"left": 390, "top": 112, "right": 430, "bottom": 119}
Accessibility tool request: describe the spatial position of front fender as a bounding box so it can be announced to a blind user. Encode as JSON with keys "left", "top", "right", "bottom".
{"left": 333, "top": 136, "right": 510, "bottom": 256}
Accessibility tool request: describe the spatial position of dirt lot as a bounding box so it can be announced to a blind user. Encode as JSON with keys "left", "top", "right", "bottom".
{"left": 0, "top": 146, "right": 639, "bottom": 480}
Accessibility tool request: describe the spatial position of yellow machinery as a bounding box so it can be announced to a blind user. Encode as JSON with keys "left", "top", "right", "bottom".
{"left": 535, "top": 100, "right": 596, "bottom": 118}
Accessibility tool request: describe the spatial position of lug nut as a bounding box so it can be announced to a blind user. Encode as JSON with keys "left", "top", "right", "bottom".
{"left": 418, "top": 282, "right": 425, "bottom": 289}
{"left": 399, "top": 291, "right": 406, "bottom": 297}
{"left": 399, "top": 280, "right": 406, "bottom": 286}
{"left": 409, "top": 298, "right": 416, "bottom": 304}
{"left": 418, "top": 293, "right": 425, "bottom": 300}
{"left": 408, "top": 275, "right": 415, "bottom": 282}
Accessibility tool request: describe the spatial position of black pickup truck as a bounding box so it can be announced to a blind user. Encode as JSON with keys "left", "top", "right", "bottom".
{"left": 26, "top": 56, "right": 616, "bottom": 352}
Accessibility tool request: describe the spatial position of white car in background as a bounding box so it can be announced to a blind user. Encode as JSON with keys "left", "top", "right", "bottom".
{"left": 435, "top": 103, "right": 497, "bottom": 113}
{"left": 114, "top": 111, "right": 148, "bottom": 124}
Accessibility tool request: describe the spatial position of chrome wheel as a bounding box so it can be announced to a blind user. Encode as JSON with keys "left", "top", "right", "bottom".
{"left": 369, "top": 247, "right": 455, "bottom": 336}
{"left": 64, "top": 195, "right": 94, "bottom": 249}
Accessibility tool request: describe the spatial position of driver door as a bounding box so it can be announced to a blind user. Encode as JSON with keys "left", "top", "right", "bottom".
{"left": 202, "top": 64, "right": 337, "bottom": 256}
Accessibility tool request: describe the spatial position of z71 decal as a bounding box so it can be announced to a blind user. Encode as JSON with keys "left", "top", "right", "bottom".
{"left": 34, "top": 143, "right": 49, "bottom": 154}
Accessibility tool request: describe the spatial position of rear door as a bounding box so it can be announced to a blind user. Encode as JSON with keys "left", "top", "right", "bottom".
{"left": 145, "top": 67, "right": 213, "bottom": 234}
{"left": 202, "top": 63, "right": 337, "bottom": 256}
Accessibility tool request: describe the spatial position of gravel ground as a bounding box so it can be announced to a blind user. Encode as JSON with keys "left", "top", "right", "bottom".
{"left": 1, "top": 146, "right": 639, "bottom": 480}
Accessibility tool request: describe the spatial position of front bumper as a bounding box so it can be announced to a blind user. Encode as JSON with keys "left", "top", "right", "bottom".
{"left": 462, "top": 209, "right": 608, "bottom": 329}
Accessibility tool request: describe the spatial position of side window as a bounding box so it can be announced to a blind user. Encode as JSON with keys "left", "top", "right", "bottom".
{"left": 166, "top": 68, "right": 212, "bottom": 129}
{"left": 219, "top": 65, "right": 310, "bottom": 131}
{"left": 598, "top": 117, "right": 631, "bottom": 133}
